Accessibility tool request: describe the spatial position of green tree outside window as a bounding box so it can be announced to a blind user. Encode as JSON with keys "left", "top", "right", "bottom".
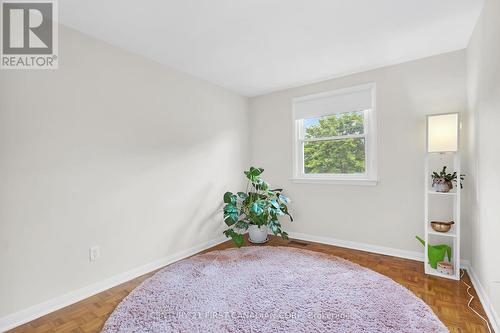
{"left": 304, "top": 111, "right": 366, "bottom": 174}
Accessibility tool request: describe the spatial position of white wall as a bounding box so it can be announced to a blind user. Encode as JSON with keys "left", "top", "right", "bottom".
{"left": 466, "top": 0, "right": 500, "bottom": 326}
{"left": 0, "top": 26, "right": 248, "bottom": 318}
{"left": 249, "top": 51, "right": 469, "bottom": 257}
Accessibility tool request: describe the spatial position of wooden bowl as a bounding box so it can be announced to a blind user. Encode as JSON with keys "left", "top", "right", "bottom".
{"left": 430, "top": 221, "right": 454, "bottom": 233}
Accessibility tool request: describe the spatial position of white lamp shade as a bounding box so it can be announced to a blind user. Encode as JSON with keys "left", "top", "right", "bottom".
{"left": 427, "top": 113, "right": 458, "bottom": 152}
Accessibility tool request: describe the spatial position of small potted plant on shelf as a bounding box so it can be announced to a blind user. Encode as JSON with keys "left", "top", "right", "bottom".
{"left": 431, "top": 166, "right": 465, "bottom": 193}
{"left": 222, "top": 167, "right": 293, "bottom": 247}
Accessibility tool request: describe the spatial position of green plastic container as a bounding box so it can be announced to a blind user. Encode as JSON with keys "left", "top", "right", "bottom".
{"left": 416, "top": 236, "right": 452, "bottom": 269}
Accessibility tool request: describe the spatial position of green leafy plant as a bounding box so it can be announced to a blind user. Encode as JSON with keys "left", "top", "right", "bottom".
{"left": 223, "top": 167, "right": 293, "bottom": 247}
{"left": 431, "top": 166, "right": 465, "bottom": 189}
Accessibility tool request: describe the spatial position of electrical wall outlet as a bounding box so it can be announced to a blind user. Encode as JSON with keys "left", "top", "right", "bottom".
{"left": 89, "top": 246, "right": 100, "bottom": 262}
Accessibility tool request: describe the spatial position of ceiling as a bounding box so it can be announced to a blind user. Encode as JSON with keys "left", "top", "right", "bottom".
{"left": 59, "top": 0, "right": 483, "bottom": 97}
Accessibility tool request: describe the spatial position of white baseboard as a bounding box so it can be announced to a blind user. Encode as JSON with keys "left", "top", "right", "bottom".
{"left": 288, "top": 231, "right": 470, "bottom": 268}
{"left": 0, "top": 236, "right": 227, "bottom": 332}
{"left": 289, "top": 231, "right": 425, "bottom": 261}
{"left": 464, "top": 264, "right": 500, "bottom": 333}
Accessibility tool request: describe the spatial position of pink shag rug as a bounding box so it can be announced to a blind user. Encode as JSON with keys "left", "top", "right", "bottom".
{"left": 102, "top": 246, "right": 448, "bottom": 333}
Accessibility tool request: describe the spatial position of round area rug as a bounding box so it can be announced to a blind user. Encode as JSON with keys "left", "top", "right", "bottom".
{"left": 102, "top": 246, "right": 448, "bottom": 333}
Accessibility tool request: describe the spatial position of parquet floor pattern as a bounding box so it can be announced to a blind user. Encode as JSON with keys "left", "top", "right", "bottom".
{"left": 8, "top": 236, "right": 493, "bottom": 333}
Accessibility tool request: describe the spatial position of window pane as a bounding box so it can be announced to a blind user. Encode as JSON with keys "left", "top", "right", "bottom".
{"left": 304, "top": 138, "right": 366, "bottom": 174}
{"left": 304, "top": 111, "right": 365, "bottom": 139}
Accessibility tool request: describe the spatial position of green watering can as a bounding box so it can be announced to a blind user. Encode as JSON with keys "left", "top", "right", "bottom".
{"left": 416, "top": 236, "right": 452, "bottom": 269}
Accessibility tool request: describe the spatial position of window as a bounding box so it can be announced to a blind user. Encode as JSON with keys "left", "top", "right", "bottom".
{"left": 292, "top": 83, "right": 377, "bottom": 185}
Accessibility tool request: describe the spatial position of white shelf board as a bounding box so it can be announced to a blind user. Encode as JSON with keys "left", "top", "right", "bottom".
{"left": 427, "top": 190, "right": 456, "bottom": 196}
{"left": 425, "top": 264, "right": 459, "bottom": 280}
{"left": 427, "top": 228, "right": 457, "bottom": 238}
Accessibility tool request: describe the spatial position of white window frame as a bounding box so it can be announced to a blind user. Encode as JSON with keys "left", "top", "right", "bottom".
{"left": 292, "top": 83, "right": 378, "bottom": 185}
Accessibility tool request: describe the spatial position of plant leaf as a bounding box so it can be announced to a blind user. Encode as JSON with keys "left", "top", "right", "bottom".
{"left": 234, "top": 220, "right": 249, "bottom": 230}
{"left": 233, "top": 233, "right": 244, "bottom": 247}
{"left": 223, "top": 192, "right": 234, "bottom": 204}
{"left": 223, "top": 229, "right": 245, "bottom": 248}
{"left": 279, "top": 194, "right": 290, "bottom": 203}
{"left": 251, "top": 201, "right": 265, "bottom": 215}
{"left": 224, "top": 215, "right": 236, "bottom": 226}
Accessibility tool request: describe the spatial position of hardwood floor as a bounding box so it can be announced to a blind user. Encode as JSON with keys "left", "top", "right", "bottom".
{"left": 9, "top": 236, "right": 493, "bottom": 333}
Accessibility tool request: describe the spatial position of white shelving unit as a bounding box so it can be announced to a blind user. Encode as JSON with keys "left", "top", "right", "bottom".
{"left": 424, "top": 113, "right": 461, "bottom": 280}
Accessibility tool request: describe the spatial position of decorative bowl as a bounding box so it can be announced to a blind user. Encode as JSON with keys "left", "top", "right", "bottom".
{"left": 430, "top": 221, "right": 454, "bottom": 233}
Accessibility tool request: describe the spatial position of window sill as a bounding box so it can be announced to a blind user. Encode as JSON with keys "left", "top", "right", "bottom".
{"left": 290, "top": 177, "right": 378, "bottom": 186}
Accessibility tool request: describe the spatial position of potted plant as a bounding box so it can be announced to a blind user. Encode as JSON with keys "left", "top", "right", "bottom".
{"left": 222, "top": 167, "right": 293, "bottom": 247}
{"left": 431, "top": 166, "right": 465, "bottom": 193}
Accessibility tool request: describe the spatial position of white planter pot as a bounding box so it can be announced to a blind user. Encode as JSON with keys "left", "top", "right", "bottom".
{"left": 248, "top": 225, "right": 268, "bottom": 244}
